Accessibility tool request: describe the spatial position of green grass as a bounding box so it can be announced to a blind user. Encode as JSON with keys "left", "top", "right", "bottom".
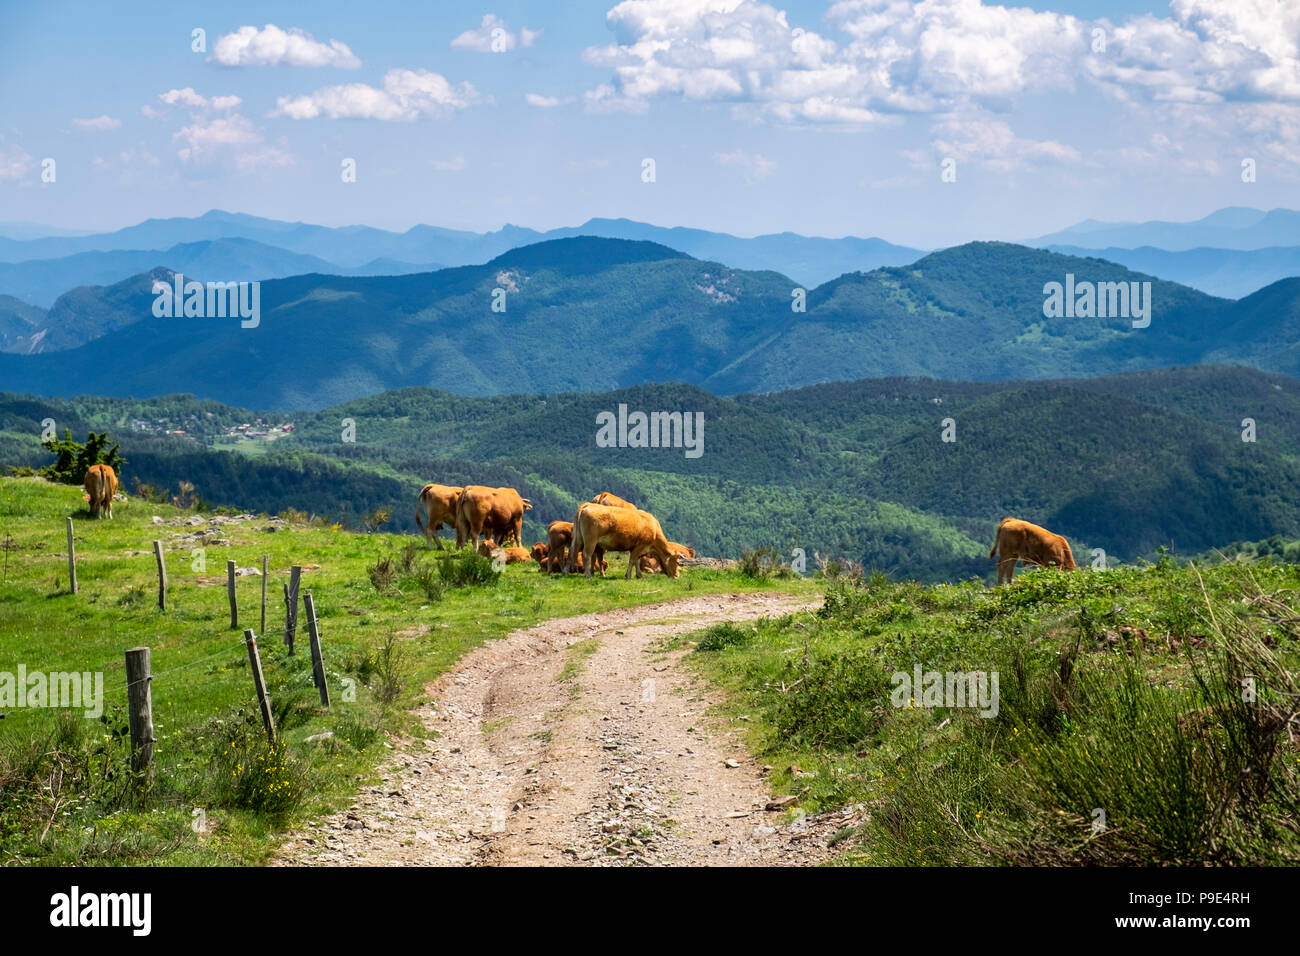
{"left": 0, "top": 476, "right": 821, "bottom": 865}
{"left": 677, "top": 561, "right": 1300, "bottom": 866}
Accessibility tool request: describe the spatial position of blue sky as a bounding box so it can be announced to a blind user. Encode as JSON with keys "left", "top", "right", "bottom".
{"left": 1, "top": 0, "right": 1296, "bottom": 247}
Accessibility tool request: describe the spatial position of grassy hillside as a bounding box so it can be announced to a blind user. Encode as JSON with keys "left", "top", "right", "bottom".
{"left": 5, "top": 238, "right": 1300, "bottom": 408}
{"left": 677, "top": 560, "right": 1300, "bottom": 865}
{"left": 0, "top": 476, "right": 818, "bottom": 865}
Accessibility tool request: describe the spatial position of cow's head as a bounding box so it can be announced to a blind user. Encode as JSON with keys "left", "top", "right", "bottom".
{"left": 664, "top": 551, "right": 681, "bottom": 578}
{"left": 531, "top": 542, "right": 549, "bottom": 564}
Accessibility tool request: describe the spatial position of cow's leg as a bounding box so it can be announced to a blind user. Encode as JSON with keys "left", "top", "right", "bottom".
{"left": 999, "top": 557, "right": 1016, "bottom": 585}
{"left": 584, "top": 540, "right": 597, "bottom": 578}
{"left": 625, "top": 547, "right": 640, "bottom": 580}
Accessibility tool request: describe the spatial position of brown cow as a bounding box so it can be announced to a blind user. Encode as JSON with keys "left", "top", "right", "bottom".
{"left": 591, "top": 491, "right": 636, "bottom": 510}
{"left": 531, "top": 541, "right": 550, "bottom": 569}
{"left": 84, "top": 464, "right": 118, "bottom": 519}
{"left": 545, "top": 520, "right": 575, "bottom": 575}
{"left": 564, "top": 503, "right": 604, "bottom": 575}
{"left": 639, "top": 542, "right": 696, "bottom": 574}
{"left": 415, "top": 483, "right": 463, "bottom": 549}
{"left": 989, "top": 517, "right": 1076, "bottom": 585}
{"left": 456, "top": 485, "right": 532, "bottom": 548}
{"left": 477, "top": 538, "right": 530, "bottom": 564}
{"left": 576, "top": 504, "right": 680, "bottom": 579}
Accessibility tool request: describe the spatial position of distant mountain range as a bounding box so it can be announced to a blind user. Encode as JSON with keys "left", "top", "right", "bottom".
{"left": 1044, "top": 245, "right": 1300, "bottom": 300}
{"left": 0, "top": 209, "right": 923, "bottom": 303}
{"left": 0, "top": 237, "right": 442, "bottom": 309}
{"left": 1030, "top": 206, "right": 1300, "bottom": 252}
{"left": 2, "top": 235, "right": 1298, "bottom": 409}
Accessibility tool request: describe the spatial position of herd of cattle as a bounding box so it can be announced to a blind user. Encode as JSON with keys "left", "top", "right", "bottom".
{"left": 415, "top": 484, "right": 695, "bottom": 578}
{"left": 76, "top": 464, "right": 1078, "bottom": 585}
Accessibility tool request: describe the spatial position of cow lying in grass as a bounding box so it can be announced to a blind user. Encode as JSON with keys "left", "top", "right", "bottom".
{"left": 989, "top": 517, "right": 1075, "bottom": 585}
{"left": 476, "top": 538, "right": 531, "bottom": 564}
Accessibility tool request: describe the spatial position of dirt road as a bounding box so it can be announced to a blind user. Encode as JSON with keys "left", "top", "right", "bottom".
{"left": 276, "top": 591, "right": 858, "bottom": 867}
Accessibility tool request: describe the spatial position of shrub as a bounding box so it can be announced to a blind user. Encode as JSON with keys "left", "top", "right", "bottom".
{"left": 435, "top": 549, "right": 499, "bottom": 588}
{"left": 41, "top": 429, "right": 125, "bottom": 484}
{"left": 772, "top": 651, "right": 891, "bottom": 751}
{"left": 696, "top": 622, "right": 756, "bottom": 652}
{"left": 368, "top": 553, "right": 397, "bottom": 591}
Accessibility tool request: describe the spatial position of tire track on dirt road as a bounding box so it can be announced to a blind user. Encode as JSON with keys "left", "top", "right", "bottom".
{"left": 276, "top": 591, "right": 861, "bottom": 867}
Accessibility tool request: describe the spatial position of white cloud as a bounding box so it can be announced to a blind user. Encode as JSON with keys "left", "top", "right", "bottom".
{"left": 155, "top": 88, "right": 242, "bottom": 111}
{"left": 0, "top": 142, "right": 34, "bottom": 181}
{"left": 525, "top": 93, "right": 566, "bottom": 107}
{"left": 583, "top": 82, "right": 649, "bottom": 114}
{"left": 714, "top": 148, "right": 776, "bottom": 182}
{"left": 432, "top": 156, "right": 467, "bottom": 171}
{"left": 273, "top": 68, "right": 482, "bottom": 120}
{"left": 451, "top": 14, "right": 541, "bottom": 52}
{"left": 581, "top": 0, "right": 1300, "bottom": 129}
{"left": 72, "top": 115, "right": 122, "bottom": 131}
{"left": 171, "top": 113, "right": 293, "bottom": 169}
{"left": 213, "top": 24, "right": 361, "bottom": 68}
{"left": 928, "top": 117, "right": 1082, "bottom": 172}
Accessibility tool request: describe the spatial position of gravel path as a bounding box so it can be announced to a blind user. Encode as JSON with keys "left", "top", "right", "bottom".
{"left": 275, "top": 592, "right": 860, "bottom": 867}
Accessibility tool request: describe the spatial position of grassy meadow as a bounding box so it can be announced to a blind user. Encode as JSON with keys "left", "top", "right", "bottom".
{"left": 676, "top": 557, "right": 1300, "bottom": 865}
{"left": 0, "top": 476, "right": 819, "bottom": 865}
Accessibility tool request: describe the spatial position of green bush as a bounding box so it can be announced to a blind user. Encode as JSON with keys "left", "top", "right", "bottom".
{"left": 41, "top": 429, "right": 125, "bottom": 485}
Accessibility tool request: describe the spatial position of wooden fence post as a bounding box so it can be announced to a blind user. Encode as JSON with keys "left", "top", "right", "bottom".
{"left": 65, "top": 517, "right": 77, "bottom": 595}
{"left": 243, "top": 629, "right": 276, "bottom": 743}
{"left": 303, "top": 591, "right": 330, "bottom": 707}
{"left": 227, "top": 559, "right": 238, "bottom": 629}
{"left": 260, "top": 554, "right": 268, "bottom": 636}
{"left": 153, "top": 540, "right": 167, "bottom": 610}
{"left": 283, "top": 565, "right": 301, "bottom": 655}
{"left": 125, "top": 647, "right": 154, "bottom": 780}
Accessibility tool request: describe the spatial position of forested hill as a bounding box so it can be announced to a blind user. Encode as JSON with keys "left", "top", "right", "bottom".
{"left": 3, "top": 365, "right": 1298, "bottom": 580}
{"left": 2, "top": 238, "right": 1300, "bottom": 408}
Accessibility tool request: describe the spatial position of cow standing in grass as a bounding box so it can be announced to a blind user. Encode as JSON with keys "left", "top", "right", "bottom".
{"left": 83, "top": 464, "right": 118, "bottom": 520}
{"left": 989, "top": 517, "right": 1075, "bottom": 585}
{"left": 415, "top": 483, "right": 463, "bottom": 550}
{"left": 575, "top": 504, "right": 680, "bottom": 579}
{"left": 456, "top": 485, "right": 532, "bottom": 549}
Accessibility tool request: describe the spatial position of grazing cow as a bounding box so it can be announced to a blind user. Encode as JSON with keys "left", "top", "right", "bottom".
{"left": 639, "top": 542, "right": 696, "bottom": 574}
{"left": 591, "top": 491, "right": 636, "bottom": 510}
{"left": 564, "top": 503, "right": 604, "bottom": 575}
{"left": 545, "top": 520, "right": 575, "bottom": 575}
{"left": 576, "top": 504, "right": 680, "bottom": 579}
{"left": 565, "top": 494, "right": 638, "bottom": 574}
{"left": 456, "top": 485, "right": 532, "bottom": 549}
{"left": 415, "top": 483, "right": 463, "bottom": 549}
{"left": 989, "top": 517, "right": 1076, "bottom": 585}
{"left": 83, "top": 464, "right": 118, "bottom": 519}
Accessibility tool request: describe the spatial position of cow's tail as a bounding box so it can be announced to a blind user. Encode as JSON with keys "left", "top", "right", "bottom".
{"left": 989, "top": 527, "right": 1001, "bottom": 560}
{"left": 415, "top": 488, "right": 426, "bottom": 531}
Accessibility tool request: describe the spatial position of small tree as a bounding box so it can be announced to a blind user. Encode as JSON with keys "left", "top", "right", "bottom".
{"left": 41, "top": 430, "right": 126, "bottom": 485}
